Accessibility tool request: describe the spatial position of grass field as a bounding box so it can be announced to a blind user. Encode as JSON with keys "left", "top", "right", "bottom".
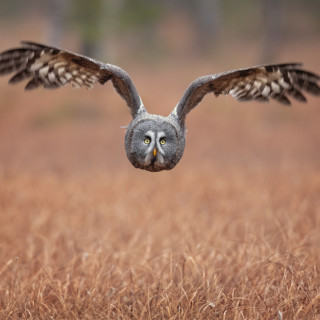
{"left": 0, "top": 40, "right": 320, "bottom": 319}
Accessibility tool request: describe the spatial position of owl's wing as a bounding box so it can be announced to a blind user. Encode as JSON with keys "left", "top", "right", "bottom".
{"left": 0, "top": 41, "right": 145, "bottom": 118}
{"left": 172, "top": 63, "right": 320, "bottom": 123}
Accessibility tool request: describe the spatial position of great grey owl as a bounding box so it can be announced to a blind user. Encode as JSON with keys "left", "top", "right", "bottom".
{"left": 0, "top": 41, "right": 319, "bottom": 172}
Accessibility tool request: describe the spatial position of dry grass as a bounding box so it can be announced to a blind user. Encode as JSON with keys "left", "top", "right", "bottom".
{"left": 0, "top": 38, "right": 320, "bottom": 319}
{"left": 1, "top": 168, "right": 320, "bottom": 319}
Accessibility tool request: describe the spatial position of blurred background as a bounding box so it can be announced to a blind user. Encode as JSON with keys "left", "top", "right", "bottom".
{"left": 1, "top": 0, "right": 320, "bottom": 60}
{"left": 0, "top": 0, "right": 319, "bottom": 176}
{"left": 0, "top": 0, "right": 319, "bottom": 58}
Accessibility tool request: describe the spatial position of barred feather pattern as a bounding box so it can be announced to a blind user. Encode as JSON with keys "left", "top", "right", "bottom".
{"left": 0, "top": 42, "right": 106, "bottom": 90}
{"left": 175, "top": 63, "right": 320, "bottom": 122}
{"left": 224, "top": 64, "right": 320, "bottom": 104}
{"left": 0, "top": 41, "right": 144, "bottom": 118}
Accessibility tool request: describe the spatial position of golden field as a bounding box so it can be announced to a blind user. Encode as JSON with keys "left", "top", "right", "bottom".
{"left": 0, "top": 40, "right": 320, "bottom": 319}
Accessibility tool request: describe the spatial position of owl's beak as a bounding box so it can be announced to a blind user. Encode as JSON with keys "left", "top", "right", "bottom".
{"left": 153, "top": 148, "right": 157, "bottom": 157}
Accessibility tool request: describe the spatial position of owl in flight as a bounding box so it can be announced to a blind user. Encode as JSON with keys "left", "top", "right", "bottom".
{"left": 0, "top": 41, "right": 319, "bottom": 171}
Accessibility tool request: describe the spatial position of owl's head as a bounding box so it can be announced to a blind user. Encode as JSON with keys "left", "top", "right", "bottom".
{"left": 125, "top": 114, "right": 185, "bottom": 172}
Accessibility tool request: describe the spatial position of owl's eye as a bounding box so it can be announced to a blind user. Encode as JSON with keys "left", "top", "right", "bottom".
{"left": 160, "top": 138, "right": 166, "bottom": 145}
{"left": 144, "top": 137, "right": 151, "bottom": 144}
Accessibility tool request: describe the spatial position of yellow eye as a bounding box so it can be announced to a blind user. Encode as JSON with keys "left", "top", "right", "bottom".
{"left": 144, "top": 138, "right": 151, "bottom": 144}
{"left": 160, "top": 138, "right": 166, "bottom": 145}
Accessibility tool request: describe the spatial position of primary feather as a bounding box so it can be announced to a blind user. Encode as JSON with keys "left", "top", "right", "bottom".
{"left": 174, "top": 63, "right": 320, "bottom": 123}
{"left": 0, "top": 41, "right": 144, "bottom": 118}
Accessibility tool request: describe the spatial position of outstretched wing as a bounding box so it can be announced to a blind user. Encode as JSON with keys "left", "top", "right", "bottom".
{"left": 173, "top": 63, "right": 320, "bottom": 123}
{"left": 0, "top": 41, "right": 145, "bottom": 118}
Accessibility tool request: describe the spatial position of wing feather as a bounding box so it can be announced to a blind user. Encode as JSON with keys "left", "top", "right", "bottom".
{"left": 173, "top": 63, "right": 320, "bottom": 123}
{"left": 0, "top": 41, "right": 144, "bottom": 118}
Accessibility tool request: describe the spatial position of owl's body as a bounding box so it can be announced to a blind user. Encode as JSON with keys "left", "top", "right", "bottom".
{"left": 0, "top": 41, "right": 319, "bottom": 172}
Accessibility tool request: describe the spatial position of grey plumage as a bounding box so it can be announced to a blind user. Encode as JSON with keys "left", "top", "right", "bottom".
{"left": 125, "top": 113, "right": 185, "bottom": 172}
{"left": 0, "top": 41, "right": 319, "bottom": 172}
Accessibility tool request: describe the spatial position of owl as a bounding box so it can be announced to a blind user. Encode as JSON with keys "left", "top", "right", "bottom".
{"left": 0, "top": 41, "right": 319, "bottom": 172}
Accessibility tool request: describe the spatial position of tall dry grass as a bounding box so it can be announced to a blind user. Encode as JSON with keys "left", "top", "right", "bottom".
{"left": 0, "top": 167, "right": 320, "bottom": 319}
{"left": 0, "top": 38, "right": 319, "bottom": 319}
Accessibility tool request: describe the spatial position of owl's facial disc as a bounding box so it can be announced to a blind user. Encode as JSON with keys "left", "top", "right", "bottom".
{"left": 125, "top": 117, "right": 185, "bottom": 172}
{"left": 142, "top": 130, "right": 167, "bottom": 169}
